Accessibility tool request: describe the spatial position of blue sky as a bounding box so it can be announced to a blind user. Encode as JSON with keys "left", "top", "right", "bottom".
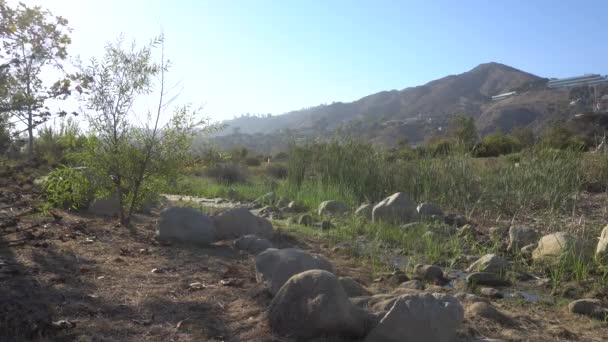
{"left": 17, "top": 0, "right": 608, "bottom": 122}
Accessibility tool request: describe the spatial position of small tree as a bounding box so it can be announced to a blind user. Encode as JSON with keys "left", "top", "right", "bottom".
{"left": 511, "top": 125, "right": 535, "bottom": 148}
{"left": 0, "top": 1, "right": 76, "bottom": 155}
{"left": 81, "top": 34, "right": 214, "bottom": 225}
{"left": 450, "top": 114, "right": 478, "bottom": 151}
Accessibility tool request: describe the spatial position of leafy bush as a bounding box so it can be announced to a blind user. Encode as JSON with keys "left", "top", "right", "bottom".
{"left": 265, "top": 163, "right": 288, "bottom": 179}
{"left": 35, "top": 118, "right": 86, "bottom": 165}
{"left": 245, "top": 156, "right": 262, "bottom": 167}
{"left": 540, "top": 124, "right": 589, "bottom": 151}
{"left": 205, "top": 164, "right": 247, "bottom": 184}
{"left": 474, "top": 132, "right": 521, "bottom": 157}
{"left": 44, "top": 165, "right": 94, "bottom": 209}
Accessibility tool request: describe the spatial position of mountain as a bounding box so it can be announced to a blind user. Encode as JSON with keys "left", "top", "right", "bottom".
{"left": 213, "top": 62, "right": 574, "bottom": 151}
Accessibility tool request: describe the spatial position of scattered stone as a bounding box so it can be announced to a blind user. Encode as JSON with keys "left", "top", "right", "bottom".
{"left": 479, "top": 287, "right": 503, "bottom": 299}
{"left": 318, "top": 200, "right": 350, "bottom": 216}
{"left": 398, "top": 280, "right": 425, "bottom": 290}
{"left": 287, "top": 200, "right": 307, "bottom": 212}
{"left": 414, "top": 264, "right": 447, "bottom": 284}
{"left": 416, "top": 202, "right": 443, "bottom": 217}
{"left": 465, "top": 302, "right": 510, "bottom": 324}
{"left": 339, "top": 277, "right": 372, "bottom": 297}
{"left": 354, "top": 204, "right": 373, "bottom": 220}
{"left": 52, "top": 320, "right": 76, "bottom": 330}
{"left": 568, "top": 298, "right": 607, "bottom": 320}
{"left": 255, "top": 248, "right": 335, "bottom": 295}
{"left": 298, "top": 214, "right": 313, "bottom": 226}
{"left": 188, "top": 282, "right": 206, "bottom": 290}
{"left": 372, "top": 192, "right": 418, "bottom": 224}
{"left": 156, "top": 206, "right": 216, "bottom": 246}
{"left": 454, "top": 292, "right": 490, "bottom": 304}
{"left": 508, "top": 226, "right": 539, "bottom": 252}
{"left": 87, "top": 196, "right": 121, "bottom": 216}
{"left": 595, "top": 224, "right": 608, "bottom": 259}
{"left": 467, "top": 254, "right": 507, "bottom": 274}
{"left": 214, "top": 208, "right": 274, "bottom": 240}
{"left": 234, "top": 234, "right": 273, "bottom": 254}
{"left": 466, "top": 272, "right": 510, "bottom": 287}
{"left": 532, "top": 232, "right": 587, "bottom": 261}
{"left": 268, "top": 270, "right": 374, "bottom": 340}
{"left": 364, "top": 293, "right": 464, "bottom": 342}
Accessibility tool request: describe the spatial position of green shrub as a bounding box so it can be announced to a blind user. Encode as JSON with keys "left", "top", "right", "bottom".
{"left": 265, "top": 163, "right": 288, "bottom": 179}
{"left": 245, "top": 156, "right": 262, "bottom": 167}
{"left": 44, "top": 165, "right": 94, "bottom": 209}
{"left": 35, "top": 118, "right": 86, "bottom": 165}
{"left": 474, "top": 132, "right": 521, "bottom": 157}
{"left": 205, "top": 164, "right": 247, "bottom": 184}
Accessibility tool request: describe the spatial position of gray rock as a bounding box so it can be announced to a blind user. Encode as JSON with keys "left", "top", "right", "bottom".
{"left": 298, "top": 214, "right": 314, "bottom": 226}
{"left": 398, "top": 280, "right": 425, "bottom": 290}
{"left": 465, "top": 302, "right": 510, "bottom": 323}
{"left": 444, "top": 213, "right": 467, "bottom": 227}
{"left": 257, "top": 205, "right": 279, "bottom": 218}
{"left": 339, "top": 277, "right": 371, "bottom": 297}
{"left": 454, "top": 292, "right": 490, "bottom": 304}
{"left": 414, "top": 264, "right": 446, "bottom": 284}
{"left": 467, "top": 254, "right": 507, "bottom": 274}
{"left": 275, "top": 197, "right": 290, "bottom": 208}
{"left": 596, "top": 224, "right": 608, "bottom": 259}
{"left": 568, "top": 298, "right": 607, "bottom": 319}
{"left": 233, "top": 234, "right": 273, "bottom": 254}
{"left": 364, "top": 293, "right": 464, "bottom": 342}
{"left": 520, "top": 243, "right": 537, "bottom": 257}
{"left": 416, "top": 202, "right": 443, "bottom": 217}
{"left": 479, "top": 287, "right": 503, "bottom": 299}
{"left": 156, "top": 206, "right": 215, "bottom": 246}
{"left": 255, "top": 192, "right": 276, "bottom": 205}
{"left": 268, "top": 270, "right": 375, "bottom": 340}
{"left": 355, "top": 204, "right": 373, "bottom": 220}
{"left": 508, "top": 226, "right": 539, "bottom": 252}
{"left": 372, "top": 192, "right": 418, "bottom": 224}
{"left": 532, "top": 232, "right": 588, "bottom": 261}
{"left": 255, "top": 248, "right": 334, "bottom": 295}
{"left": 287, "top": 200, "right": 307, "bottom": 212}
{"left": 88, "top": 196, "right": 121, "bottom": 216}
{"left": 318, "top": 200, "right": 350, "bottom": 216}
{"left": 466, "top": 272, "right": 510, "bottom": 287}
{"left": 213, "top": 208, "right": 274, "bottom": 240}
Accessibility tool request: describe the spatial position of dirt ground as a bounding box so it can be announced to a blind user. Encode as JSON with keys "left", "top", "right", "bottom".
{"left": 2, "top": 165, "right": 608, "bottom": 341}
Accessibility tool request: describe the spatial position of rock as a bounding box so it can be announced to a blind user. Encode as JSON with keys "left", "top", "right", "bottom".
{"left": 318, "top": 200, "right": 350, "bottom": 216}
{"left": 257, "top": 205, "right": 279, "bottom": 218}
{"left": 466, "top": 272, "right": 510, "bottom": 287}
{"left": 156, "top": 206, "right": 216, "bottom": 246}
{"left": 355, "top": 204, "right": 373, "bottom": 220}
{"left": 287, "top": 200, "right": 306, "bottom": 212}
{"left": 255, "top": 192, "right": 276, "bottom": 205}
{"left": 275, "top": 197, "right": 290, "bottom": 208}
{"left": 416, "top": 202, "right": 443, "bottom": 217}
{"left": 268, "top": 270, "right": 374, "bottom": 340}
{"left": 568, "top": 299, "right": 607, "bottom": 319}
{"left": 454, "top": 292, "right": 490, "bottom": 304}
{"left": 398, "top": 280, "right": 425, "bottom": 290}
{"left": 414, "top": 264, "right": 447, "bottom": 284}
{"left": 520, "top": 243, "right": 537, "bottom": 257}
{"left": 87, "top": 196, "right": 121, "bottom": 216}
{"left": 372, "top": 192, "right": 418, "bottom": 224}
{"left": 298, "top": 214, "right": 314, "bottom": 226}
{"left": 320, "top": 220, "right": 331, "bottom": 230}
{"left": 467, "top": 254, "right": 507, "bottom": 274}
{"left": 465, "top": 302, "right": 510, "bottom": 324}
{"left": 596, "top": 224, "right": 608, "bottom": 259}
{"left": 444, "top": 213, "right": 467, "bottom": 227}
{"left": 255, "top": 248, "right": 334, "bottom": 295}
{"left": 339, "top": 277, "right": 371, "bottom": 297}
{"left": 233, "top": 234, "right": 273, "bottom": 254}
{"left": 532, "top": 232, "right": 587, "bottom": 261}
{"left": 508, "top": 226, "right": 539, "bottom": 252}
{"left": 214, "top": 208, "right": 274, "bottom": 240}
{"left": 364, "top": 293, "right": 464, "bottom": 342}
{"left": 479, "top": 287, "right": 503, "bottom": 299}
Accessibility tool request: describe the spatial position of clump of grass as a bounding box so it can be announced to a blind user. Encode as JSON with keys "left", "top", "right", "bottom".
{"left": 204, "top": 164, "right": 247, "bottom": 184}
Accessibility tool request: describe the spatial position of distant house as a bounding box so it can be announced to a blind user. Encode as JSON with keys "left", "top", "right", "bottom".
{"left": 491, "top": 91, "right": 517, "bottom": 101}
{"left": 547, "top": 74, "right": 608, "bottom": 88}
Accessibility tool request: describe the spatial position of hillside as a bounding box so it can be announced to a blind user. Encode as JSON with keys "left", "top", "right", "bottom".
{"left": 212, "top": 62, "right": 575, "bottom": 150}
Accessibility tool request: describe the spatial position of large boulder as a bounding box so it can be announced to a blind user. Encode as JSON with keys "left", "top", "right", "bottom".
{"left": 532, "top": 232, "right": 587, "bottom": 261}
{"left": 233, "top": 234, "right": 273, "bottom": 254}
{"left": 416, "top": 203, "right": 443, "bottom": 217}
{"left": 339, "top": 277, "right": 372, "bottom": 297}
{"left": 255, "top": 248, "right": 334, "bottom": 295}
{"left": 355, "top": 204, "right": 373, "bottom": 220}
{"left": 268, "top": 270, "right": 375, "bottom": 340}
{"left": 372, "top": 192, "right": 418, "bottom": 224}
{"left": 467, "top": 254, "right": 507, "bottom": 274}
{"left": 213, "top": 208, "right": 274, "bottom": 240}
{"left": 595, "top": 225, "right": 608, "bottom": 259}
{"left": 88, "top": 196, "right": 121, "bottom": 216}
{"left": 318, "top": 200, "right": 350, "bottom": 216}
{"left": 364, "top": 293, "right": 463, "bottom": 342}
{"left": 156, "top": 206, "right": 216, "bottom": 246}
{"left": 508, "top": 226, "right": 539, "bottom": 252}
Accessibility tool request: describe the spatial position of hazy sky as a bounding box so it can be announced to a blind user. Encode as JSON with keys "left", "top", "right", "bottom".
{"left": 14, "top": 0, "right": 608, "bottom": 123}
